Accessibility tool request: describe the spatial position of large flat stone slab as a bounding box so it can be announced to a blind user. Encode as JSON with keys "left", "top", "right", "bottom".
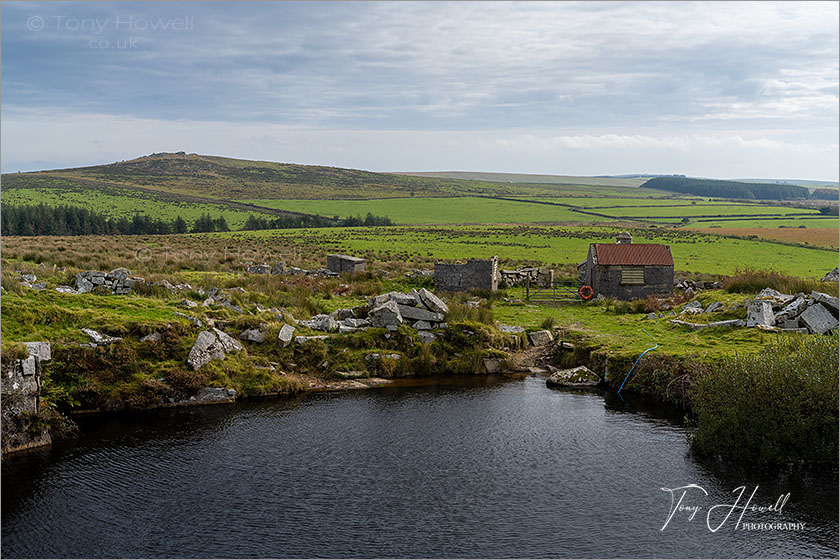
{"left": 799, "top": 304, "right": 839, "bottom": 335}
{"left": 811, "top": 291, "right": 839, "bottom": 314}
{"left": 746, "top": 301, "right": 775, "bottom": 328}
{"left": 395, "top": 304, "right": 444, "bottom": 323}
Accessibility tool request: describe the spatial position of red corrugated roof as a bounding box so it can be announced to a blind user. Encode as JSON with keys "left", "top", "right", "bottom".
{"left": 593, "top": 243, "right": 673, "bottom": 266}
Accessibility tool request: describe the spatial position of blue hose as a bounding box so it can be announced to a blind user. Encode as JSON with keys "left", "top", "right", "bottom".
{"left": 617, "top": 330, "right": 658, "bottom": 397}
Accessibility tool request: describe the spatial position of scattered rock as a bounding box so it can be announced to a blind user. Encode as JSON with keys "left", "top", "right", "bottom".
{"left": 181, "top": 299, "right": 198, "bottom": 309}
{"left": 294, "top": 335, "right": 329, "bottom": 344}
{"left": 271, "top": 262, "right": 286, "bottom": 275}
{"left": 19, "top": 274, "right": 37, "bottom": 283}
{"left": 811, "top": 291, "right": 839, "bottom": 314}
{"left": 498, "top": 325, "right": 525, "bottom": 334}
{"left": 799, "top": 304, "right": 839, "bottom": 335}
{"left": 140, "top": 332, "right": 162, "bottom": 343}
{"left": 278, "top": 324, "right": 296, "bottom": 347}
{"left": 528, "top": 330, "right": 554, "bottom": 346}
{"left": 413, "top": 320, "right": 432, "bottom": 331}
{"left": 55, "top": 286, "right": 79, "bottom": 294}
{"left": 417, "top": 331, "right": 436, "bottom": 344}
{"left": 703, "top": 301, "right": 723, "bottom": 314}
{"left": 330, "top": 308, "right": 355, "bottom": 321}
{"left": 75, "top": 275, "right": 94, "bottom": 293}
{"left": 417, "top": 288, "right": 449, "bottom": 314}
{"left": 669, "top": 319, "right": 708, "bottom": 331}
{"left": 396, "top": 304, "right": 444, "bottom": 323}
{"left": 24, "top": 342, "right": 51, "bottom": 361}
{"left": 483, "top": 358, "right": 502, "bottom": 373}
{"left": 774, "top": 296, "right": 808, "bottom": 322}
{"left": 187, "top": 387, "right": 237, "bottom": 404}
{"left": 746, "top": 301, "right": 775, "bottom": 328}
{"left": 708, "top": 319, "right": 746, "bottom": 328}
{"left": 821, "top": 267, "right": 839, "bottom": 282}
{"left": 239, "top": 328, "right": 266, "bottom": 343}
{"left": 546, "top": 365, "right": 600, "bottom": 388}
{"left": 174, "top": 311, "right": 203, "bottom": 327}
{"left": 81, "top": 328, "right": 123, "bottom": 346}
{"left": 368, "top": 300, "right": 403, "bottom": 329}
{"left": 246, "top": 264, "right": 271, "bottom": 274}
{"left": 302, "top": 314, "right": 338, "bottom": 332}
{"left": 213, "top": 328, "right": 244, "bottom": 352}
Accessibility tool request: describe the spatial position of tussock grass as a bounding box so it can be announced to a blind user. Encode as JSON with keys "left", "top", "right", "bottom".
{"left": 724, "top": 268, "right": 837, "bottom": 295}
{"left": 691, "top": 335, "right": 839, "bottom": 464}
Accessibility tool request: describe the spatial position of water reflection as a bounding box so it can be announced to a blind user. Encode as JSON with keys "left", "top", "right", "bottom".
{"left": 3, "top": 376, "right": 837, "bottom": 558}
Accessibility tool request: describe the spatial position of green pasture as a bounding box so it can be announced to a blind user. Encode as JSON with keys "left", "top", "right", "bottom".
{"left": 604, "top": 204, "right": 821, "bottom": 218}
{"left": 3, "top": 186, "right": 255, "bottom": 229}
{"left": 240, "top": 197, "right": 588, "bottom": 224}
{"left": 215, "top": 225, "right": 837, "bottom": 277}
{"left": 690, "top": 217, "right": 839, "bottom": 228}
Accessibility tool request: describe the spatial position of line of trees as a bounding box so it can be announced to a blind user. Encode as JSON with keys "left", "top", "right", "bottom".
{"left": 640, "top": 177, "right": 829, "bottom": 201}
{"left": 1, "top": 206, "right": 229, "bottom": 236}
{"left": 1, "top": 204, "right": 394, "bottom": 236}
{"left": 241, "top": 212, "right": 393, "bottom": 230}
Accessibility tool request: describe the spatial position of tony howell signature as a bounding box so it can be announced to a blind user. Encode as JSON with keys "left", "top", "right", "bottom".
{"left": 660, "top": 484, "right": 798, "bottom": 532}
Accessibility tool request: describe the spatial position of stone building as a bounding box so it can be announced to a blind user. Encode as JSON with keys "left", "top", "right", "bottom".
{"left": 326, "top": 254, "right": 366, "bottom": 274}
{"left": 435, "top": 256, "right": 499, "bottom": 292}
{"left": 578, "top": 233, "right": 673, "bottom": 300}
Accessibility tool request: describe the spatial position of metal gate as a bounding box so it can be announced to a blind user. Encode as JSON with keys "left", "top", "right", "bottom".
{"left": 523, "top": 279, "right": 582, "bottom": 303}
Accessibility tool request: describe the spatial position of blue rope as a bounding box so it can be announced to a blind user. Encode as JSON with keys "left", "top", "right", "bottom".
{"left": 617, "top": 331, "right": 658, "bottom": 397}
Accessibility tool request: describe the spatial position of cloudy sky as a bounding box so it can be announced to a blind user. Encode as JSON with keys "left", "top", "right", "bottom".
{"left": 2, "top": 1, "right": 838, "bottom": 180}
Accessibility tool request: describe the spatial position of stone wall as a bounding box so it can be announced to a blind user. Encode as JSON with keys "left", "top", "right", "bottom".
{"left": 434, "top": 257, "right": 499, "bottom": 293}
{"left": 592, "top": 265, "right": 673, "bottom": 300}
{"left": 1, "top": 343, "right": 52, "bottom": 454}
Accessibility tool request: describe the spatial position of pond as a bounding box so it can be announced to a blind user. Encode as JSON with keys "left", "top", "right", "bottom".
{"left": 2, "top": 375, "right": 837, "bottom": 558}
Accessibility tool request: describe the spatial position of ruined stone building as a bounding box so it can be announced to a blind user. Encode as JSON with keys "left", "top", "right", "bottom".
{"left": 326, "top": 254, "right": 366, "bottom": 274}
{"left": 578, "top": 233, "right": 673, "bottom": 300}
{"left": 434, "top": 256, "right": 499, "bottom": 292}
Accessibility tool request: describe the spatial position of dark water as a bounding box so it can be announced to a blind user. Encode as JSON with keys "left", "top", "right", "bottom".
{"left": 2, "top": 375, "right": 838, "bottom": 558}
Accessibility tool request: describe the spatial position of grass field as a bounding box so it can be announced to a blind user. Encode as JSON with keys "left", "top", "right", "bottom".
{"left": 2, "top": 186, "right": 257, "bottom": 229}
{"left": 241, "top": 197, "right": 590, "bottom": 224}
{"left": 688, "top": 217, "right": 838, "bottom": 228}
{"left": 396, "top": 170, "right": 649, "bottom": 187}
{"left": 3, "top": 224, "right": 835, "bottom": 279}
{"left": 204, "top": 225, "right": 836, "bottom": 277}
{"left": 690, "top": 227, "right": 838, "bottom": 248}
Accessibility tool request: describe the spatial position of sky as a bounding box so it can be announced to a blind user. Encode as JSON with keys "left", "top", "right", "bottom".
{"left": 2, "top": 1, "right": 838, "bottom": 180}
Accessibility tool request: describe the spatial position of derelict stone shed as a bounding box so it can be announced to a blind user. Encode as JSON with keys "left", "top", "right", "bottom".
{"left": 578, "top": 234, "right": 673, "bottom": 300}
{"left": 434, "top": 256, "right": 499, "bottom": 292}
{"left": 326, "top": 254, "right": 366, "bottom": 274}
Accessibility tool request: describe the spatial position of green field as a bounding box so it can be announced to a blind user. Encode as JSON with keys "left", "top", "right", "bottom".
{"left": 241, "top": 196, "right": 829, "bottom": 227}
{"left": 241, "top": 197, "right": 589, "bottom": 224}
{"left": 3, "top": 186, "right": 258, "bottom": 229}
{"left": 604, "top": 203, "right": 820, "bottom": 218}
{"left": 211, "top": 225, "right": 837, "bottom": 277}
{"left": 396, "top": 170, "right": 648, "bottom": 187}
{"left": 690, "top": 217, "right": 839, "bottom": 228}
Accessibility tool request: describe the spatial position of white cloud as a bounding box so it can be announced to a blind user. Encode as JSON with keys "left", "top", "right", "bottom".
{"left": 2, "top": 109, "right": 836, "bottom": 181}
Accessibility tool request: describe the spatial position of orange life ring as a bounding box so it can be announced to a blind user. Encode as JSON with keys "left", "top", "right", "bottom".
{"left": 579, "top": 285, "right": 594, "bottom": 300}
